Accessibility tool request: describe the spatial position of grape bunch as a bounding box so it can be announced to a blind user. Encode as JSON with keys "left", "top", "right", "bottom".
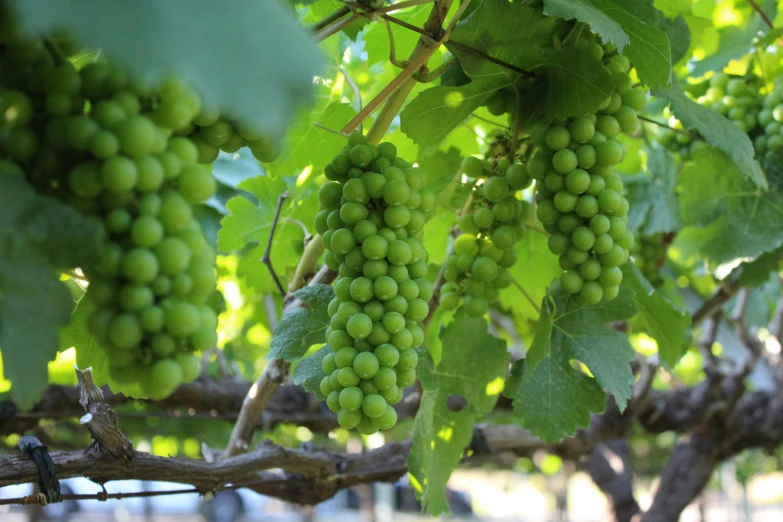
{"left": 183, "top": 111, "right": 280, "bottom": 165}
{"left": 439, "top": 156, "right": 533, "bottom": 317}
{"left": 314, "top": 132, "right": 435, "bottom": 434}
{"left": 632, "top": 234, "right": 668, "bottom": 287}
{"left": 0, "top": 27, "right": 219, "bottom": 399}
{"left": 754, "top": 80, "right": 783, "bottom": 163}
{"left": 530, "top": 39, "right": 643, "bottom": 304}
{"left": 656, "top": 73, "right": 763, "bottom": 158}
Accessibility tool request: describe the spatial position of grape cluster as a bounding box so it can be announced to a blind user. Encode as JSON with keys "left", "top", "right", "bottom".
{"left": 183, "top": 111, "right": 280, "bottom": 165}
{"left": 0, "top": 27, "right": 219, "bottom": 398}
{"left": 754, "top": 80, "right": 783, "bottom": 164}
{"left": 314, "top": 132, "right": 435, "bottom": 434}
{"left": 656, "top": 73, "right": 762, "bottom": 158}
{"left": 439, "top": 156, "right": 533, "bottom": 317}
{"left": 530, "top": 40, "right": 643, "bottom": 304}
{"left": 631, "top": 234, "right": 668, "bottom": 287}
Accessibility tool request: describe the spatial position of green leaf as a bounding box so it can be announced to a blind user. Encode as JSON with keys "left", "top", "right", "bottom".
{"left": 499, "top": 228, "right": 562, "bottom": 320}
{"left": 212, "top": 149, "right": 265, "bottom": 190}
{"left": 623, "top": 264, "right": 690, "bottom": 367}
{"left": 528, "top": 47, "right": 617, "bottom": 120}
{"left": 689, "top": 0, "right": 776, "bottom": 77}
{"left": 543, "top": 0, "right": 672, "bottom": 89}
{"left": 0, "top": 175, "right": 102, "bottom": 408}
{"left": 733, "top": 247, "right": 783, "bottom": 287}
{"left": 448, "top": 0, "right": 555, "bottom": 79}
{"left": 512, "top": 305, "right": 605, "bottom": 441}
{"left": 417, "top": 146, "right": 463, "bottom": 196}
{"left": 269, "top": 102, "right": 356, "bottom": 178}
{"left": 655, "top": 76, "right": 766, "bottom": 189}
{"left": 675, "top": 148, "right": 783, "bottom": 266}
{"left": 17, "top": 0, "right": 323, "bottom": 136}
{"left": 408, "top": 312, "right": 509, "bottom": 515}
{"left": 623, "top": 146, "right": 681, "bottom": 235}
{"left": 512, "top": 287, "right": 636, "bottom": 441}
{"left": 400, "top": 78, "right": 507, "bottom": 146}
{"left": 543, "top": 0, "right": 629, "bottom": 51}
{"left": 218, "top": 175, "right": 311, "bottom": 294}
{"left": 292, "top": 345, "right": 331, "bottom": 396}
{"left": 268, "top": 284, "right": 334, "bottom": 361}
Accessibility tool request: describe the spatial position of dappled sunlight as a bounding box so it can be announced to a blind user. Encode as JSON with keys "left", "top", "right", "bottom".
{"left": 437, "top": 425, "right": 454, "bottom": 442}
{"left": 485, "top": 376, "right": 505, "bottom": 396}
{"left": 445, "top": 91, "right": 464, "bottom": 108}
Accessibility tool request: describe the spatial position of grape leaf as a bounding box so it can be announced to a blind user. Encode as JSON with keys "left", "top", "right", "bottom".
{"left": 292, "top": 345, "right": 331, "bottom": 397}
{"left": 528, "top": 47, "right": 616, "bottom": 121}
{"left": 499, "top": 230, "right": 561, "bottom": 320}
{"left": 17, "top": 0, "right": 323, "bottom": 136}
{"left": 543, "top": 0, "right": 671, "bottom": 89}
{"left": 654, "top": 76, "right": 766, "bottom": 190}
{"left": 447, "top": 0, "right": 614, "bottom": 121}
{"left": 218, "top": 175, "right": 312, "bottom": 294}
{"left": 269, "top": 102, "right": 356, "bottom": 179}
{"left": 268, "top": 284, "right": 334, "bottom": 361}
{"left": 623, "top": 146, "right": 681, "bottom": 235}
{"left": 674, "top": 148, "right": 783, "bottom": 266}
{"left": 543, "top": 0, "right": 629, "bottom": 51}
{"left": 689, "top": 0, "right": 776, "bottom": 77}
{"left": 0, "top": 175, "right": 101, "bottom": 408}
{"left": 732, "top": 247, "right": 783, "bottom": 287}
{"left": 408, "top": 312, "right": 509, "bottom": 515}
{"left": 623, "top": 264, "right": 690, "bottom": 367}
{"left": 400, "top": 77, "right": 508, "bottom": 146}
{"left": 448, "top": 0, "right": 555, "bottom": 79}
{"left": 512, "top": 287, "right": 636, "bottom": 441}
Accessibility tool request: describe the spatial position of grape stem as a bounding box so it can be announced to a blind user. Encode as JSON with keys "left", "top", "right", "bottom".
{"left": 340, "top": 66, "right": 363, "bottom": 115}
{"left": 314, "top": 12, "right": 361, "bottom": 42}
{"left": 308, "top": 6, "right": 351, "bottom": 32}
{"left": 512, "top": 277, "right": 541, "bottom": 314}
{"left": 260, "top": 191, "right": 289, "bottom": 298}
{"left": 312, "top": 122, "right": 349, "bottom": 137}
{"left": 637, "top": 115, "right": 706, "bottom": 142}
{"left": 471, "top": 113, "right": 509, "bottom": 129}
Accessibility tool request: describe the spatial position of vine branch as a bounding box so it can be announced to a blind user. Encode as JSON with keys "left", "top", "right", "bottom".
{"left": 261, "top": 190, "right": 289, "bottom": 298}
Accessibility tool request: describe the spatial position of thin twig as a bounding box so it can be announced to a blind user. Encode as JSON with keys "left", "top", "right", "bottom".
{"left": 340, "top": 66, "right": 363, "bottom": 114}
{"left": 313, "top": 122, "right": 349, "bottom": 137}
{"left": 638, "top": 115, "right": 706, "bottom": 142}
{"left": 512, "top": 278, "right": 541, "bottom": 313}
{"left": 284, "top": 218, "right": 311, "bottom": 240}
{"left": 379, "top": 13, "right": 536, "bottom": 79}
{"left": 376, "top": 0, "right": 435, "bottom": 14}
{"left": 748, "top": 0, "right": 775, "bottom": 29}
{"left": 315, "top": 13, "right": 361, "bottom": 42}
{"left": 309, "top": 6, "right": 351, "bottom": 32}
{"left": 471, "top": 113, "right": 510, "bottom": 129}
{"left": 261, "top": 191, "right": 289, "bottom": 298}
{"left": 341, "top": 44, "right": 439, "bottom": 135}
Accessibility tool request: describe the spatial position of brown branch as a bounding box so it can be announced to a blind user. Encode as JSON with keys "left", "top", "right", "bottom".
{"left": 75, "top": 368, "right": 133, "bottom": 461}
{"left": 640, "top": 435, "right": 719, "bottom": 522}
{"left": 748, "top": 0, "right": 775, "bottom": 29}
{"left": 222, "top": 265, "right": 337, "bottom": 460}
{"left": 690, "top": 279, "right": 741, "bottom": 326}
{"left": 587, "top": 440, "right": 641, "bottom": 522}
{"left": 260, "top": 190, "right": 289, "bottom": 298}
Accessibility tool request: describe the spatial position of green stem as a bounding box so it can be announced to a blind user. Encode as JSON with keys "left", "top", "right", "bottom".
{"left": 287, "top": 235, "right": 325, "bottom": 293}
{"left": 562, "top": 22, "right": 585, "bottom": 47}
{"left": 366, "top": 78, "right": 416, "bottom": 144}
{"left": 414, "top": 56, "right": 456, "bottom": 83}
{"left": 309, "top": 6, "right": 350, "bottom": 32}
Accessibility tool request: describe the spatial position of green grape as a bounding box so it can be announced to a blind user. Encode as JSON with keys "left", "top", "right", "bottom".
{"left": 561, "top": 270, "right": 584, "bottom": 294}
{"left": 552, "top": 149, "right": 578, "bottom": 174}
{"left": 464, "top": 294, "right": 488, "bottom": 317}
{"left": 338, "top": 408, "right": 362, "bottom": 429}
{"left": 337, "top": 367, "right": 361, "bottom": 387}
{"left": 580, "top": 281, "right": 603, "bottom": 305}
{"left": 546, "top": 126, "right": 571, "bottom": 150}
{"left": 165, "top": 301, "right": 200, "bottom": 337}
{"left": 339, "top": 387, "right": 364, "bottom": 411}
{"left": 482, "top": 177, "right": 509, "bottom": 203}
{"left": 353, "top": 352, "right": 380, "bottom": 379}
{"left": 373, "top": 367, "right": 397, "bottom": 390}
{"left": 375, "top": 343, "right": 400, "bottom": 367}
{"left": 565, "top": 169, "right": 590, "bottom": 194}
{"left": 374, "top": 275, "right": 398, "bottom": 301}
{"left": 346, "top": 313, "right": 373, "bottom": 340}
{"left": 362, "top": 394, "right": 387, "bottom": 418}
